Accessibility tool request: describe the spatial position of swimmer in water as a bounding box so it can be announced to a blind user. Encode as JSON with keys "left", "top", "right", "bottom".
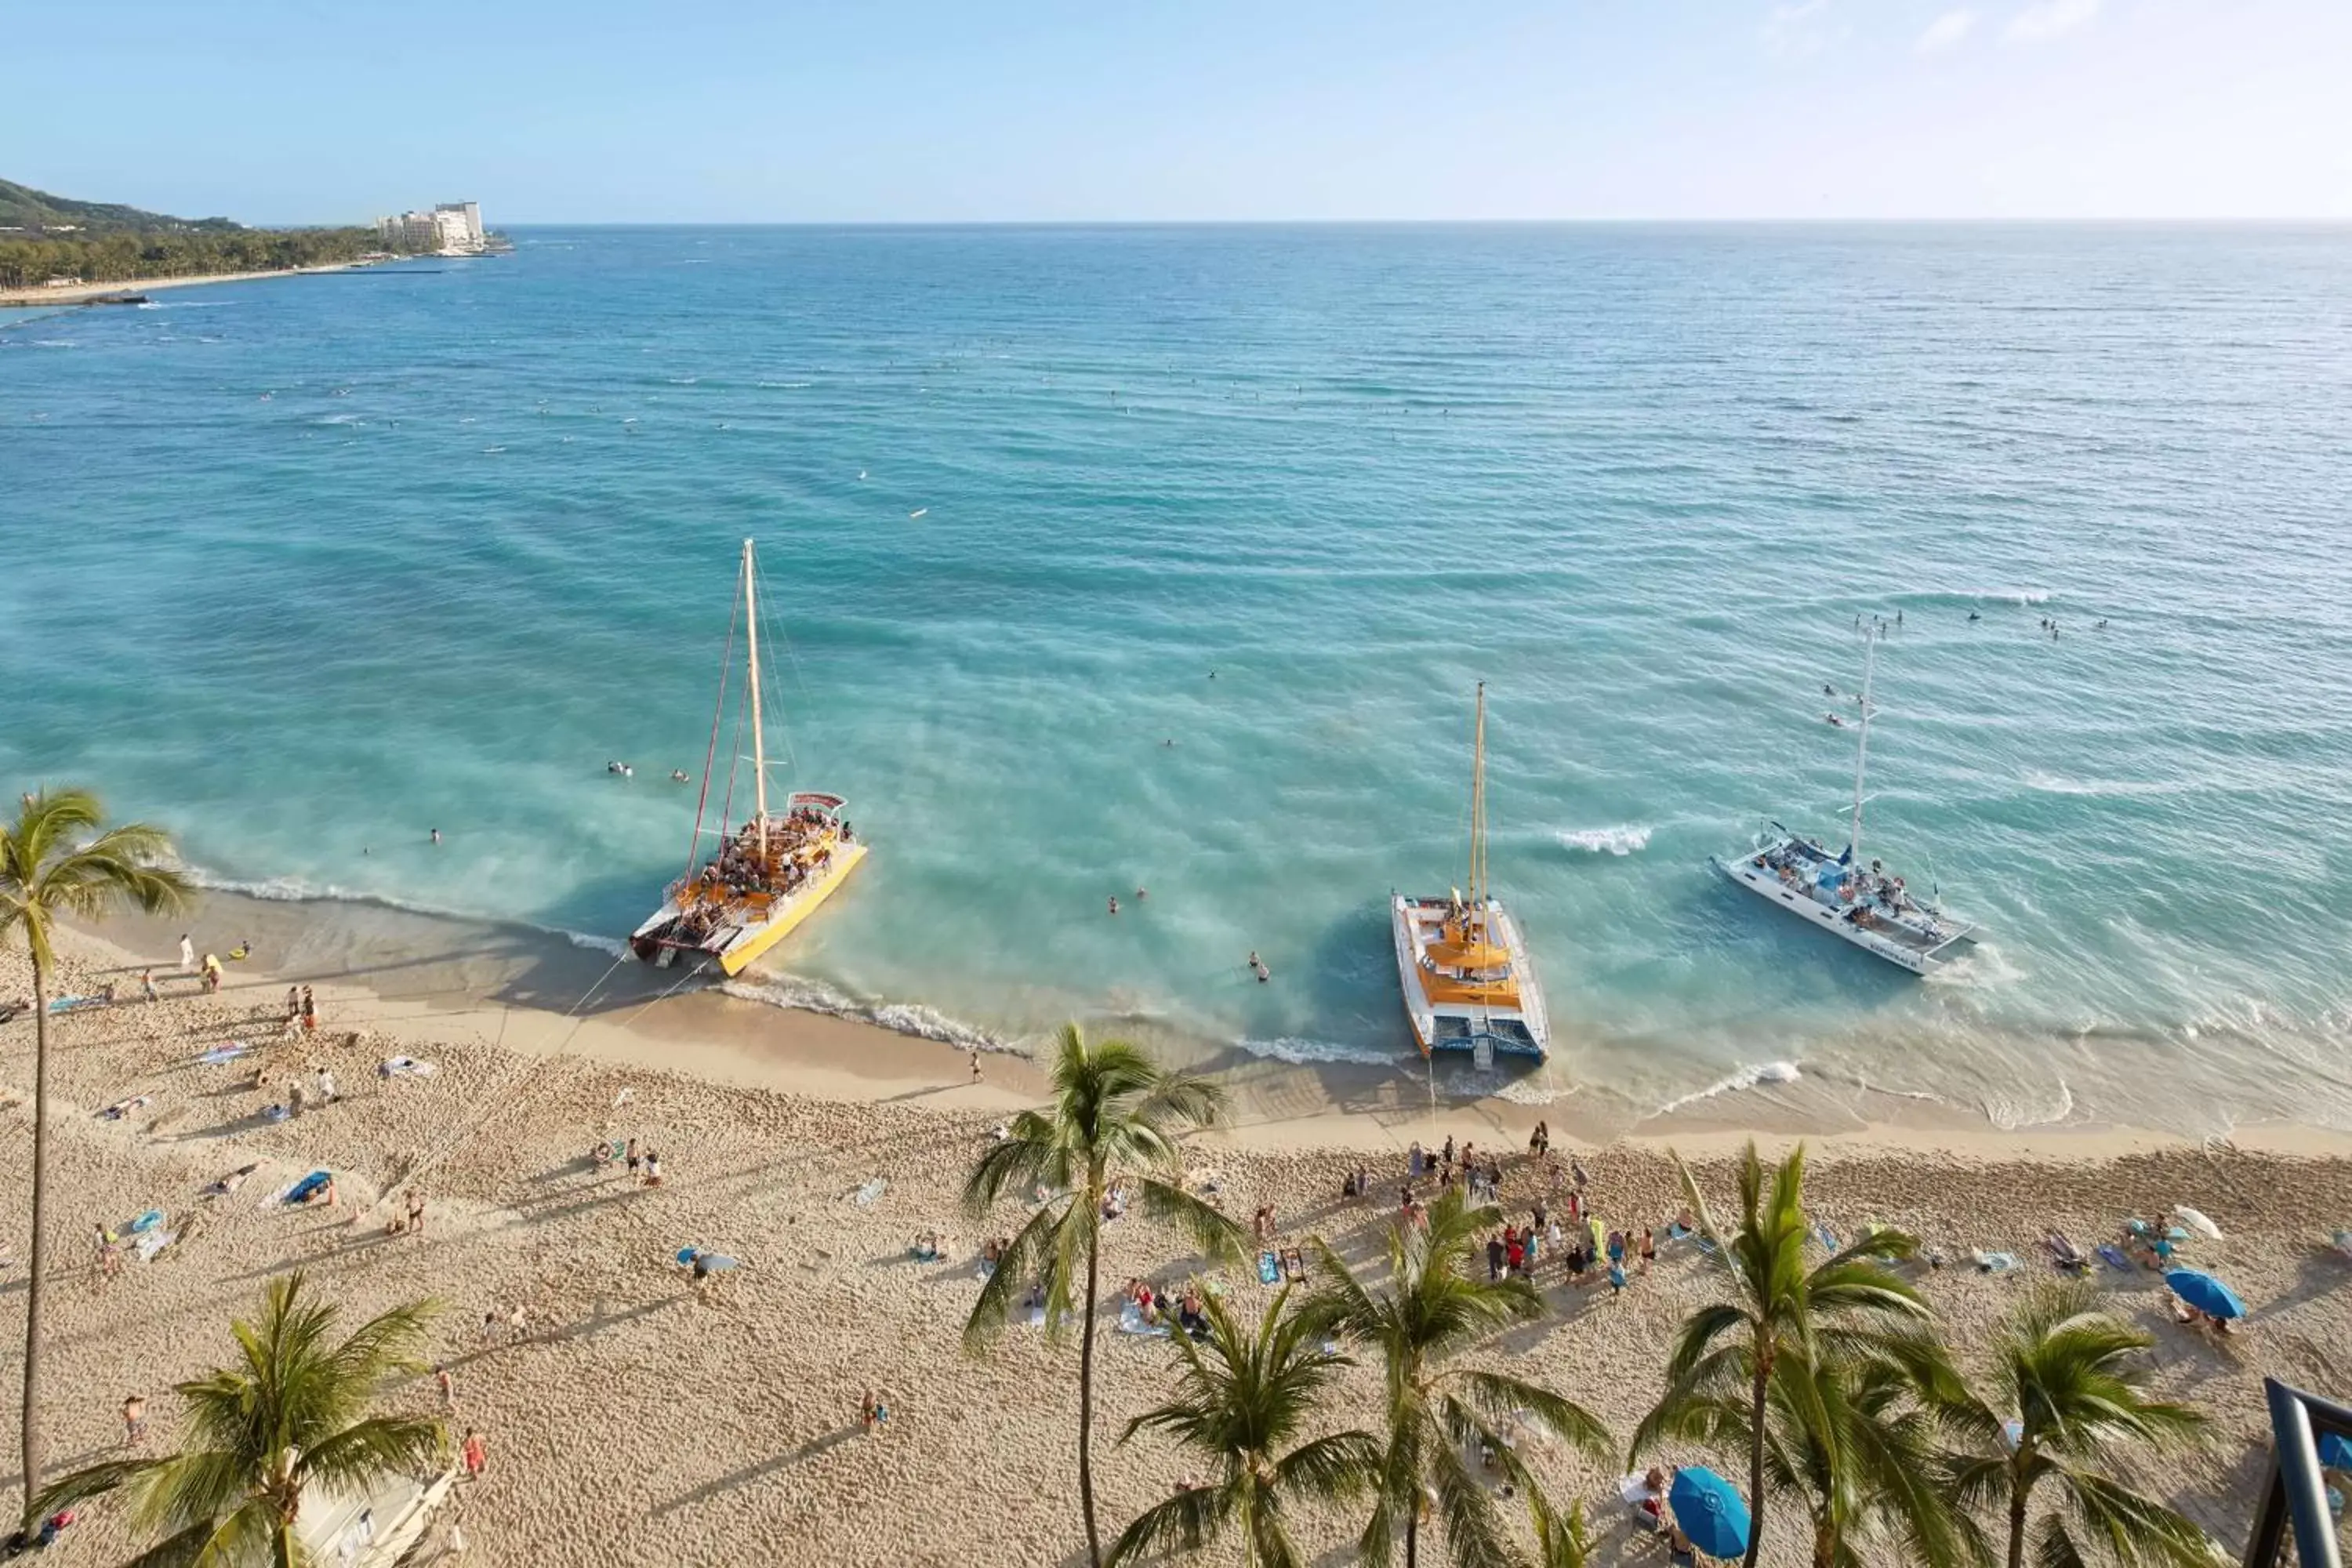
{"left": 1823, "top": 683, "right": 1835, "bottom": 696}
{"left": 671, "top": 769, "right": 690, "bottom": 782}
{"left": 430, "top": 828, "right": 441, "bottom": 844}
{"left": 1108, "top": 896, "right": 1120, "bottom": 916}
{"left": 1968, "top": 611, "right": 1981, "bottom": 622}
{"left": 1135, "top": 887, "right": 1147, "bottom": 902}
{"left": 1826, "top": 713, "right": 1845, "bottom": 727}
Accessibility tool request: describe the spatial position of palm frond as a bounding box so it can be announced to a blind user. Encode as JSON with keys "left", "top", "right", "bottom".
{"left": 295, "top": 1414, "right": 448, "bottom": 1494}
{"left": 962, "top": 1192, "right": 1077, "bottom": 1348}
{"left": 1103, "top": 1481, "right": 1232, "bottom": 1566}
{"left": 1131, "top": 1174, "right": 1248, "bottom": 1267}
{"left": 1272, "top": 1430, "right": 1384, "bottom": 1501}
{"left": 1446, "top": 1369, "right": 1612, "bottom": 1463}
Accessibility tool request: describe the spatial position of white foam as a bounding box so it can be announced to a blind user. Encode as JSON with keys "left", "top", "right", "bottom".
{"left": 1236, "top": 1035, "right": 1401, "bottom": 1068}
{"left": 1969, "top": 589, "right": 2050, "bottom": 605}
{"left": 718, "top": 977, "right": 1014, "bottom": 1054}
{"left": 1984, "top": 1076, "right": 2074, "bottom": 1131}
{"left": 1556, "top": 825, "right": 1651, "bottom": 856}
{"left": 1654, "top": 1059, "right": 1801, "bottom": 1116}
{"left": 2020, "top": 771, "right": 2185, "bottom": 798}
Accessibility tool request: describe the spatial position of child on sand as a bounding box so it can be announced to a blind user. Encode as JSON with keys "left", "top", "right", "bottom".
{"left": 121, "top": 1393, "right": 146, "bottom": 1446}
{"left": 860, "top": 1389, "right": 888, "bottom": 1434}
{"left": 461, "top": 1428, "right": 488, "bottom": 1479}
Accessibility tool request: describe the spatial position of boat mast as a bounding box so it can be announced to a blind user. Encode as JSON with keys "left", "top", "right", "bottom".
{"left": 1848, "top": 626, "right": 1877, "bottom": 862}
{"left": 1469, "top": 682, "right": 1488, "bottom": 923}
{"left": 743, "top": 538, "right": 768, "bottom": 858}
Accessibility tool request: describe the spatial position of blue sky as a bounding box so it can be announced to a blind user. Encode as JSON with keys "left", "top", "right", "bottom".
{"left": 10, "top": 0, "right": 2347, "bottom": 223}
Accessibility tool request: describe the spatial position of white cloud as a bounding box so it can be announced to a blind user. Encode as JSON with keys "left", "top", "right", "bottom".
{"left": 1915, "top": 9, "right": 1978, "bottom": 54}
{"left": 1762, "top": 0, "right": 1848, "bottom": 59}
{"left": 2004, "top": 0, "right": 2101, "bottom": 43}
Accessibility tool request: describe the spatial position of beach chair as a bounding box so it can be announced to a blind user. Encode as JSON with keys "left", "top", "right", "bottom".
{"left": 1281, "top": 1247, "right": 1307, "bottom": 1283}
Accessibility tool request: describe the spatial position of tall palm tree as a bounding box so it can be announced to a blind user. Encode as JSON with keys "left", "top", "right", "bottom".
{"left": 33, "top": 1272, "right": 446, "bottom": 1568}
{"left": 1636, "top": 1142, "right": 1929, "bottom": 1568}
{"left": 1943, "top": 1281, "right": 2213, "bottom": 1568}
{"left": 1308, "top": 1184, "right": 1612, "bottom": 1568}
{"left": 1637, "top": 1329, "right": 1981, "bottom": 1567}
{"left": 1, "top": 786, "right": 191, "bottom": 1529}
{"left": 1108, "top": 1283, "right": 1381, "bottom": 1568}
{"left": 963, "top": 1023, "right": 1245, "bottom": 1567}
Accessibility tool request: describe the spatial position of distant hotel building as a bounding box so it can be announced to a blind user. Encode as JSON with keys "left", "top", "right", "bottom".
{"left": 377, "top": 201, "right": 485, "bottom": 256}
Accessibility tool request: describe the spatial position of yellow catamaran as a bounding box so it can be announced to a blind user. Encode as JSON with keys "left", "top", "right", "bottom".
{"left": 629, "top": 539, "right": 867, "bottom": 974}
{"left": 1390, "top": 683, "right": 1549, "bottom": 1064}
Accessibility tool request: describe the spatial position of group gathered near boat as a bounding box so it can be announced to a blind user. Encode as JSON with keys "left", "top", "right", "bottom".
{"left": 628, "top": 539, "right": 869, "bottom": 975}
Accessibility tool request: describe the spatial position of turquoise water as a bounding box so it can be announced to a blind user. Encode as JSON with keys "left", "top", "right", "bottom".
{"left": 5, "top": 225, "right": 2351, "bottom": 1132}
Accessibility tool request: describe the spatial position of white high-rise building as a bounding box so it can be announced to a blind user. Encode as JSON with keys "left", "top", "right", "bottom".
{"left": 376, "top": 202, "right": 488, "bottom": 256}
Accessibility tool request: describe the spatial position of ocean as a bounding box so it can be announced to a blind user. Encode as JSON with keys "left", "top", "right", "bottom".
{"left": 5, "top": 223, "right": 2350, "bottom": 1134}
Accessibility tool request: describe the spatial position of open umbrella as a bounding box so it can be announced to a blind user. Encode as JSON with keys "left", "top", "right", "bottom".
{"left": 2319, "top": 1432, "right": 2352, "bottom": 1472}
{"left": 2175, "top": 1206, "right": 2223, "bottom": 1241}
{"left": 1668, "top": 1465, "right": 1752, "bottom": 1560}
{"left": 2165, "top": 1269, "right": 2246, "bottom": 1321}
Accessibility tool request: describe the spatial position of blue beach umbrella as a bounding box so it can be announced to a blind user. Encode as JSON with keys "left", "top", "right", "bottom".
{"left": 2164, "top": 1269, "right": 2246, "bottom": 1321}
{"left": 2319, "top": 1432, "right": 2352, "bottom": 1472}
{"left": 1668, "top": 1465, "right": 1752, "bottom": 1560}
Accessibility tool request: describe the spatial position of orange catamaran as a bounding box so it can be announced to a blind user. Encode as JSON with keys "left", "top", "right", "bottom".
{"left": 629, "top": 539, "right": 867, "bottom": 974}
{"left": 1389, "top": 683, "right": 1549, "bottom": 1064}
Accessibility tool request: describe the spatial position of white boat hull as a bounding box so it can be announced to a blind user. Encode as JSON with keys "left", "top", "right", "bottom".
{"left": 1711, "top": 846, "right": 1976, "bottom": 975}
{"left": 1391, "top": 894, "right": 1550, "bottom": 1062}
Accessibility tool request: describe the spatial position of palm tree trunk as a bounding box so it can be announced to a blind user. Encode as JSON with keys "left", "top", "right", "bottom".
{"left": 274, "top": 1519, "right": 296, "bottom": 1568}
{"left": 1077, "top": 1207, "right": 1103, "bottom": 1567}
{"left": 16, "top": 957, "right": 49, "bottom": 1534}
{"left": 1404, "top": 1510, "right": 1417, "bottom": 1568}
{"left": 2005, "top": 1474, "right": 2028, "bottom": 1568}
{"left": 1743, "top": 1353, "right": 1770, "bottom": 1568}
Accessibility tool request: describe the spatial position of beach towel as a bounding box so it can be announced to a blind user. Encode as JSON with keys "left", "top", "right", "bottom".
{"left": 1282, "top": 1247, "right": 1307, "bottom": 1283}
{"left": 194, "top": 1043, "right": 252, "bottom": 1066}
{"left": 135, "top": 1229, "right": 176, "bottom": 1263}
{"left": 381, "top": 1056, "right": 437, "bottom": 1077}
{"left": 262, "top": 1104, "right": 289, "bottom": 1123}
{"left": 852, "top": 1178, "right": 887, "bottom": 1207}
{"left": 285, "top": 1171, "right": 330, "bottom": 1205}
{"left": 100, "top": 1096, "right": 153, "bottom": 1121}
{"left": 2332, "top": 1229, "right": 2352, "bottom": 1261}
{"left": 1815, "top": 1224, "right": 1841, "bottom": 1251}
{"left": 1116, "top": 1304, "right": 1170, "bottom": 1338}
{"left": 2097, "top": 1244, "right": 2131, "bottom": 1271}
{"left": 47, "top": 996, "right": 101, "bottom": 1014}
{"left": 1974, "top": 1250, "right": 2019, "bottom": 1274}
{"left": 1258, "top": 1251, "right": 1280, "bottom": 1286}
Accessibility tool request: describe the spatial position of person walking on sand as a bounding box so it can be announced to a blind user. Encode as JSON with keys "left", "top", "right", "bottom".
{"left": 201, "top": 953, "right": 223, "bottom": 993}
{"left": 179, "top": 934, "right": 194, "bottom": 973}
{"left": 460, "top": 1428, "right": 488, "bottom": 1479}
{"left": 970, "top": 1051, "right": 982, "bottom": 1086}
{"left": 140, "top": 969, "right": 158, "bottom": 1004}
{"left": 434, "top": 1365, "right": 456, "bottom": 1412}
{"left": 860, "top": 1388, "right": 888, "bottom": 1435}
{"left": 301, "top": 985, "right": 317, "bottom": 1033}
{"left": 121, "top": 1392, "right": 146, "bottom": 1446}
{"left": 1640, "top": 1226, "right": 1657, "bottom": 1273}
{"left": 407, "top": 1190, "right": 426, "bottom": 1237}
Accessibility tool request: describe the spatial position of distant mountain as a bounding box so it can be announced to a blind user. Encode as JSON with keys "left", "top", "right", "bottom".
{"left": 0, "top": 179, "right": 241, "bottom": 234}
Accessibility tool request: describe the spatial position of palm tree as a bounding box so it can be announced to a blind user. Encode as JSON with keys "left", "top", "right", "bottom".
{"left": 1635, "top": 1142, "right": 1929, "bottom": 1568}
{"left": 1943, "top": 1281, "right": 2213, "bottom": 1568}
{"left": 1, "top": 786, "right": 191, "bottom": 1529}
{"left": 963, "top": 1023, "right": 1246, "bottom": 1567}
{"left": 33, "top": 1272, "right": 446, "bottom": 1567}
{"left": 1637, "top": 1328, "right": 1981, "bottom": 1567}
{"left": 1107, "top": 1283, "right": 1381, "bottom": 1567}
{"left": 1308, "top": 1184, "right": 1611, "bottom": 1568}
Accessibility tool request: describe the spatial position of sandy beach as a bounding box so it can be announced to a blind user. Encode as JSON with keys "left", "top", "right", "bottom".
{"left": 3, "top": 909, "right": 2349, "bottom": 1566}
{"left": 0, "top": 262, "right": 382, "bottom": 309}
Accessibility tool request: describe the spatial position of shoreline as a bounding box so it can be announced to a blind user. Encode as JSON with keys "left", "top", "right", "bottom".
{"left": 77, "top": 885, "right": 2352, "bottom": 1162}
{"left": 0, "top": 260, "right": 394, "bottom": 308}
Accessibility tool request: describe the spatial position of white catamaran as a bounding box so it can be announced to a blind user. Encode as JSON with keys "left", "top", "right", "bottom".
{"left": 1711, "top": 629, "right": 1979, "bottom": 975}
{"left": 1392, "top": 683, "right": 1551, "bottom": 1064}
{"left": 628, "top": 539, "right": 868, "bottom": 975}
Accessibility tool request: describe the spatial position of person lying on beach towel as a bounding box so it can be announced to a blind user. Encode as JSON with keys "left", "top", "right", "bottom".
{"left": 1258, "top": 1251, "right": 1280, "bottom": 1286}
{"left": 284, "top": 1170, "right": 332, "bottom": 1206}
{"left": 1281, "top": 1247, "right": 1307, "bottom": 1283}
{"left": 203, "top": 1163, "right": 263, "bottom": 1199}
{"left": 2045, "top": 1232, "right": 2091, "bottom": 1273}
{"left": 100, "top": 1095, "right": 153, "bottom": 1120}
{"left": 910, "top": 1231, "right": 942, "bottom": 1263}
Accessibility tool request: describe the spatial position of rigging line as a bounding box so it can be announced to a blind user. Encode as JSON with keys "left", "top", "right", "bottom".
{"left": 684, "top": 564, "right": 744, "bottom": 888}
{"left": 753, "top": 551, "right": 816, "bottom": 707}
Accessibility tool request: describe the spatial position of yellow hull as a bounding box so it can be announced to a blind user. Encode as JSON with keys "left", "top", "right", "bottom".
{"left": 714, "top": 841, "right": 869, "bottom": 976}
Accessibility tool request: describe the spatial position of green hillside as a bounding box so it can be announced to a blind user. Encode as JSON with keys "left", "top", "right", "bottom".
{"left": 0, "top": 177, "right": 239, "bottom": 234}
